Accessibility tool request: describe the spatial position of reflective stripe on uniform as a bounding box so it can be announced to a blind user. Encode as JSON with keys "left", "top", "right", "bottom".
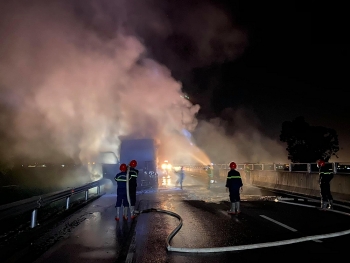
{"left": 129, "top": 171, "right": 138, "bottom": 178}
{"left": 115, "top": 176, "right": 131, "bottom": 182}
{"left": 227, "top": 176, "right": 241, "bottom": 179}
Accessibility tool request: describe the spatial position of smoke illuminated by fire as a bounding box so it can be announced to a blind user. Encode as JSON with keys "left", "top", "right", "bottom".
{"left": 0, "top": 1, "right": 204, "bottom": 166}
{"left": 0, "top": 0, "right": 287, "bottom": 186}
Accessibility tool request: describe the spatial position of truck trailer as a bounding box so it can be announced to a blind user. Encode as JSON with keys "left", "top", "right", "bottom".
{"left": 101, "top": 138, "right": 159, "bottom": 189}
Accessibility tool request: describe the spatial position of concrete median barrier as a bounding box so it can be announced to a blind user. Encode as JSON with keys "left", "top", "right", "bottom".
{"left": 251, "top": 170, "right": 350, "bottom": 202}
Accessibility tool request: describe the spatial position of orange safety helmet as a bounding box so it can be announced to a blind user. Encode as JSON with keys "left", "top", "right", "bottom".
{"left": 229, "top": 162, "right": 237, "bottom": 169}
{"left": 317, "top": 159, "right": 325, "bottom": 167}
{"left": 129, "top": 159, "right": 137, "bottom": 168}
{"left": 120, "top": 163, "right": 127, "bottom": 172}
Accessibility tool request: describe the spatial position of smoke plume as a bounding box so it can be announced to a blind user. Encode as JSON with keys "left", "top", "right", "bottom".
{"left": 0, "top": 0, "right": 202, "bottom": 166}
{"left": 0, "top": 0, "right": 287, "bottom": 180}
{"left": 194, "top": 108, "right": 288, "bottom": 164}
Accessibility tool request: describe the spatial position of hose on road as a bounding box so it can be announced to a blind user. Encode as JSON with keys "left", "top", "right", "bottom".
{"left": 138, "top": 199, "right": 350, "bottom": 253}
{"left": 125, "top": 171, "right": 350, "bottom": 253}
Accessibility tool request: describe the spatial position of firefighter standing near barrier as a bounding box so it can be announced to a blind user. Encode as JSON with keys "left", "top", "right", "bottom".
{"left": 114, "top": 163, "right": 130, "bottom": 221}
{"left": 317, "top": 159, "right": 334, "bottom": 210}
{"left": 206, "top": 164, "right": 214, "bottom": 189}
{"left": 226, "top": 161, "right": 243, "bottom": 214}
{"left": 128, "top": 159, "right": 138, "bottom": 219}
{"left": 244, "top": 164, "right": 251, "bottom": 184}
{"left": 213, "top": 164, "right": 219, "bottom": 183}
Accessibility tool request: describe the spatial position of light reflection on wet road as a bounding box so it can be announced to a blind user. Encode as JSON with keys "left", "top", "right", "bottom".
{"left": 28, "top": 170, "right": 350, "bottom": 263}
{"left": 134, "top": 171, "right": 350, "bottom": 262}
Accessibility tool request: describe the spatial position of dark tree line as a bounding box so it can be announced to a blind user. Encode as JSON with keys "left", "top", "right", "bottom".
{"left": 280, "top": 116, "right": 339, "bottom": 163}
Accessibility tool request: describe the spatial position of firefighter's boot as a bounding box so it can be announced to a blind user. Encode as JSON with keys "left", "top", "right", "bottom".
{"left": 130, "top": 206, "right": 137, "bottom": 219}
{"left": 123, "top": 207, "right": 128, "bottom": 220}
{"left": 328, "top": 200, "right": 334, "bottom": 209}
{"left": 236, "top": 201, "right": 241, "bottom": 214}
{"left": 321, "top": 201, "right": 328, "bottom": 210}
{"left": 115, "top": 207, "right": 120, "bottom": 221}
{"left": 228, "top": 202, "right": 236, "bottom": 214}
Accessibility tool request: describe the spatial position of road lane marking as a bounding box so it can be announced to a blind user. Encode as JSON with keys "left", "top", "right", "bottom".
{"left": 260, "top": 215, "right": 297, "bottom": 232}
{"left": 277, "top": 199, "right": 350, "bottom": 217}
{"left": 169, "top": 198, "right": 350, "bottom": 253}
{"left": 277, "top": 192, "right": 350, "bottom": 208}
{"left": 277, "top": 196, "right": 350, "bottom": 210}
{"left": 276, "top": 200, "right": 315, "bottom": 208}
{"left": 260, "top": 215, "right": 322, "bottom": 243}
{"left": 277, "top": 197, "right": 306, "bottom": 201}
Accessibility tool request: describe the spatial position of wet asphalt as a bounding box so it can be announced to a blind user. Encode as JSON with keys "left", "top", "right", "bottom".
{"left": 4, "top": 171, "right": 350, "bottom": 263}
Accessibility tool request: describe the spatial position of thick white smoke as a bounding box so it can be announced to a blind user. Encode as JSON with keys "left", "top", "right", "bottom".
{"left": 0, "top": 0, "right": 287, "bottom": 179}
{"left": 194, "top": 108, "right": 288, "bottom": 164}
{"left": 0, "top": 1, "right": 200, "bottom": 165}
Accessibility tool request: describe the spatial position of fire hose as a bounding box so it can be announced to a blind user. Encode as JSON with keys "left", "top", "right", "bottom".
{"left": 125, "top": 170, "right": 350, "bottom": 253}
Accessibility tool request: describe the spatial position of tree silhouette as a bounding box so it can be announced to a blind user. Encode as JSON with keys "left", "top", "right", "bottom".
{"left": 280, "top": 116, "right": 339, "bottom": 163}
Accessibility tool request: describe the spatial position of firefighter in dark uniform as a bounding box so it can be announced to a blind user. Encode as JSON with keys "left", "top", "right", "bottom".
{"left": 226, "top": 161, "right": 243, "bottom": 214}
{"left": 128, "top": 159, "right": 138, "bottom": 219}
{"left": 114, "top": 163, "right": 130, "bottom": 221}
{"left": 317, "top": 159, "right": 334, "bottom": 210}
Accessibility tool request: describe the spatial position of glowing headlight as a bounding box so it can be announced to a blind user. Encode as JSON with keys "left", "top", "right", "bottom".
{"left": 167, "top": 164, "right": 172, "bottom": 169}
{"left": 161, "top": 163, "right": 167, "bottom": 169}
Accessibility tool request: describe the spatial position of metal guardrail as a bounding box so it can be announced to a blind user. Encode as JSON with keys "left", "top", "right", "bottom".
{"left": 177, "top": 162, "right": 350, "bottom": 175}
{"left": 1, "top": 162, "right": 349, "bottom": 229}
{"left": 0, "top": 179, "right": 109, "bottom": 228}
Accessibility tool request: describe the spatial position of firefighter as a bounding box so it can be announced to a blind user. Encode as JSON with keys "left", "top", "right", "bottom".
{"left": 175, "top": 166, "right": 185, "bottom": 189}
{"left": 128, "top": 159, "right": 138, "bottom": 219}
{"left": 114, "top": 163, "right": 130, "bottom": 221}
{"left": 226, "top": 161, "right": 243, "bottom": 214}
{"left": 317, "top": 159, "right": 334, "bottom": 210}
{"left": 206, "top": 164, "right": 214, "bottom": 189}
{"left": 213, "top": 164, "right": 219, "bottom": 183}
{"left": 244, "top": 164, "right": 251, "bottom": 184}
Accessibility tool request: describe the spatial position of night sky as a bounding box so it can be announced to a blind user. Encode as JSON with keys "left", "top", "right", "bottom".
{"left": 139, "top": 1, "right": 350, "bottom": 160}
